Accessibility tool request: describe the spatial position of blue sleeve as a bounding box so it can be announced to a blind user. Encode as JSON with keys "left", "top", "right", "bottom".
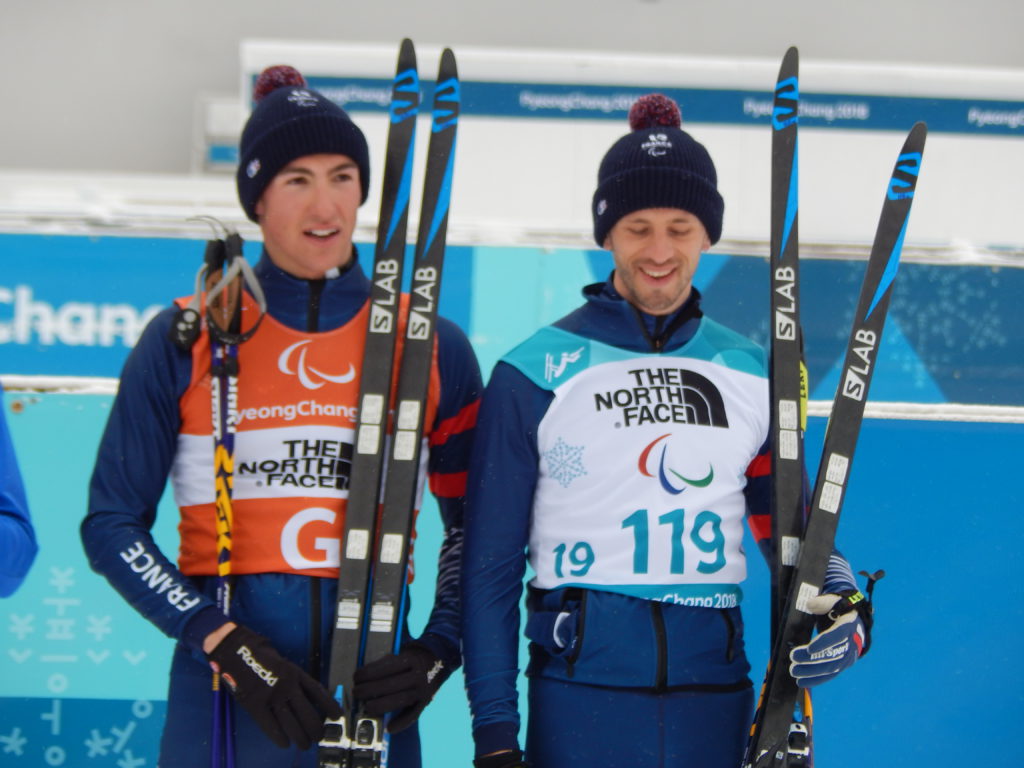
{"left": 0, "top": 390, "right": 38, "bottom": 598}
{"left": 81, "top": 307, "right": 226, "bottom": 649}
{"left": 461, "top": 360, "right": 552, "bottom": 756}
{"left": 414, "top": 316, "right": 482, "bottom": 669}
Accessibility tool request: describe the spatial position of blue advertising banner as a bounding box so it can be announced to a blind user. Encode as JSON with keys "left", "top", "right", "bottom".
{"left": 0, "top": 234, "right": 195, "bottom": 378}
{"left": 0, "top": 234, "right": 474, "bottom": 381}
{"left": 2, "top": 233, "right": 1021, "bottom": 405}
{"left": 471, "top": 246, "right": 1024, "bottom": 407}
{"left": 290, "top": 75, "right": 1024, "bottom": 136}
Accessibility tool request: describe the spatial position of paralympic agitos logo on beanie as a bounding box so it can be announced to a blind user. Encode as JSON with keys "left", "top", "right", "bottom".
{"left": 641, "top": 133, "right": 673, "bottom": 157}
{"left": 287, "top": 89, "right": 319, "bottom": 108}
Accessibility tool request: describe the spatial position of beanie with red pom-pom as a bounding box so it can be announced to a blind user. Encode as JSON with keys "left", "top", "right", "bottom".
{"left": 236, "top": 65, "right": 370, "bottom": 222}
{"left": 592, "top": 93, "right": 723, "bottom": 246}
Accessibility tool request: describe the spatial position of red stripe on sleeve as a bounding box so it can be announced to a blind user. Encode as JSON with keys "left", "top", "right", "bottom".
{"left": 429, "top": 471, "right": 467, "bottom": 498}
{"left": 429, "top": 399, "right": 480, "bottom": 447}
{"left": 746, "top": 451, "right": 771, "bottom": 479}
{"left": 747, "top": 513, "right": 771, "bottom": 544}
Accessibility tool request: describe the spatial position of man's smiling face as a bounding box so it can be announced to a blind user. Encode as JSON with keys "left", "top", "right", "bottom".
{"left": 255, "top": 153, "right": 363, "bottom": 279}
{"left": 606, "top": 208, "right": 710, "bottom": 316}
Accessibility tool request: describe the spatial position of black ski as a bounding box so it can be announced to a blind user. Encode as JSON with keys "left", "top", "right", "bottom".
{"left": 320, "top": 38, "right": 420, "bottom": 768}
{"left": 768, "top": 44, "right": 804, "bottom": 643}
{"left": 765, "top": 46, "right": 814, "bottom": 766}
{"left": 348, "top": 47, "right": 459, "bottom": 768}
{"left": 319, "top": 45, "right": 460, "bottom": 768}
{"left": 744, "top": 121, "right": 927, "bottom": 768}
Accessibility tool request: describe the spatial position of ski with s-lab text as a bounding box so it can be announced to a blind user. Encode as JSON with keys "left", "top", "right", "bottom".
{"left": 319, "top": 37, "right": 420, "bottom": 768}
{"left": 768, "top": 44, "right": 804, "bottom": 646}
{"left": 764, "top": 45, "right": 814, "bottom": 767}
{"left": 350, "top": 46, "right": 459, "bottom": 768}
{"left": 318, "top": 44, "right": 460, "bottom": 768}
{"left": 743, "top": 120, "right": 927, "bottom": 768}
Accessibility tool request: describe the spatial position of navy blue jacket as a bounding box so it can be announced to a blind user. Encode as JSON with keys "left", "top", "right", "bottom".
{"left": 461, "top": 279, "right": 857, "bottom": 756}
{"left": 82, "top": 250, "right": 482, "bottom": 677}
{"left": 0, "top": 390, "right": 37, "bottom": 597}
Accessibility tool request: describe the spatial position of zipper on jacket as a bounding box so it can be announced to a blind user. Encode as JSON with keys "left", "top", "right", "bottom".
{"left": 563, "top": 589, "right": 588, "bottom": 680}
{"left": 651, "top": 601, "right": 668, "bottom": 691}
{"left": 720, "top": 608, "right": 736, "bottom": 663}
{"left": 631, "top": 304, "right": 661, "bottom": 352}
{"left": 306, "top": 278, "right": 325, "bottom": 332}
{"left": 310, "top": 578, "right": 322, "bottom": 677}
{"left": 628, "top": 299, "right": 702, "bottom": 353}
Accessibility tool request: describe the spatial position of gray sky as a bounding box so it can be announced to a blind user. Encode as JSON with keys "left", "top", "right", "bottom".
{"left": 2, "top": 0, "right": 1022, "bottom": 174}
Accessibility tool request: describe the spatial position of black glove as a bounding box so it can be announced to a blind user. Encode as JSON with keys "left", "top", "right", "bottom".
{"left": 351, "top": 640, "right": 450, "bottom": 733}
{"left": 473, "top": 749, "right": 531, "bottom": 768}
{"left": 207, "top": 625, "right": 342, "bottom": 750}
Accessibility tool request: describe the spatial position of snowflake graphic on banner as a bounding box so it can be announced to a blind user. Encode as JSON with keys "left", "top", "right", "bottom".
{"left": 543, "top": 437, "right": 587, "bottom": 488}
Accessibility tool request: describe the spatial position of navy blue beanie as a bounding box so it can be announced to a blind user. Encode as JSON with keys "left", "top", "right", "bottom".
{"left": 236, "top": 65, "right": 370, "bottom": 222}
{"left": 592, "top": 94, "right": 723, "bottom": 246}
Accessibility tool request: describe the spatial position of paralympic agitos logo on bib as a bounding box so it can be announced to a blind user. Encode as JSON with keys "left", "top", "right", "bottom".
{"left": 594, "top": 367, "right": 729, "bottom": 428}
{"left": 278, "top": 340, "right": 356, "bottom": 390}
{"left": 638, "top": 434, "right": 714, "bottom": 495}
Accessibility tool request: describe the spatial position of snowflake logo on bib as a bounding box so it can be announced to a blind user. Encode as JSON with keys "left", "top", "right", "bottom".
{"left": 543, "top": 437, "right": 587, "bottom": 488}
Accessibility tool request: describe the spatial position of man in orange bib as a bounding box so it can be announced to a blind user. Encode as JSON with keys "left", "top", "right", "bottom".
{"left": 83, "top": 65, "right": 481, "bottom": 768}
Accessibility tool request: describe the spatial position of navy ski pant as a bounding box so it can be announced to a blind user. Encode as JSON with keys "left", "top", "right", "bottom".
{"left": 159, "top": 643, "right": 422, "bottom": 768}
{"left": 526, "top": 676, "right": 753, "bottom": 768}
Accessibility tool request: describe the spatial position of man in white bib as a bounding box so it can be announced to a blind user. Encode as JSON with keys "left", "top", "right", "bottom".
{"left": 461, "top": 94, "right": 872, "bottom": 768}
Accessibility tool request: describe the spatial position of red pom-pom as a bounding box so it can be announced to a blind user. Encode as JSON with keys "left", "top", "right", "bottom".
{"left": 253, "top": 65, "right": 307, "bottom": 102}
{"left": 628, "top": 93, "right": 682, "bottom": 130}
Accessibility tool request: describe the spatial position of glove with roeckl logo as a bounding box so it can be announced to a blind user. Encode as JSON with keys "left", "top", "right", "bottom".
{"left": 789, "top": 590, "right": 872, "bottom": 688}
{"left": 207, "top": 624, "right": 341, "bottom": 750}
{"left": 352, "top": 640, "right": 450, "bottom": 733}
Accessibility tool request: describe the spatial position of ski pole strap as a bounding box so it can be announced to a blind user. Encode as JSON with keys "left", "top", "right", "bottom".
{"left": 823, "top": 585, "right": 877, "bottom": 656}
{"left": 824, "top": 589, "right": 867, "bottom": 620}
{"left": 206, "top": 252, "right": 267, "bottom": 347}
{"left": 859, "top": 568, "right": 886, "bottom": 602}
{"left": 169, "top": 238, "right": 225, "bottom": 351}
{"left": 169, "top": 225, "right": 267, "bottom": 352}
